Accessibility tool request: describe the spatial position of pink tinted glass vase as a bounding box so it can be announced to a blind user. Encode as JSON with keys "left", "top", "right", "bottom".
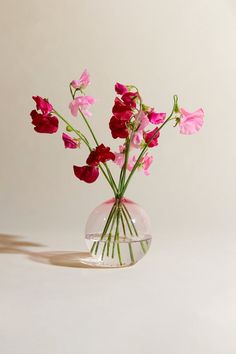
{"left": 85, "top": 198, "right": 152, "bottom": 267}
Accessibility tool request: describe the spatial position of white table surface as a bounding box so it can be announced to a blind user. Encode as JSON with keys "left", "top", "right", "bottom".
{"left": 1, "top": 231, "right": 235, "bottom": 354}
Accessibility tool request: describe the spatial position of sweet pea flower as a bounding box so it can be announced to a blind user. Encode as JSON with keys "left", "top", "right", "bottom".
{"left": 131, "top": 131, "right": 143, "bottom": 148}
{"left": 134, "top": 111, "right": 149, "bottom": 131}
{"left": 112, "top": 97, "right": 133, "bottom": 120}
{"left": 179, "top": 108, "right": 204, "bottom": 135}
{"left": 32, "top": 96, "right": 53, "bottom": 114}
{"left": 62, "top": 133, "right": 79, "bottom": 149}
{"left": 71, "top": 69, "right": 90, "bottom": 90}
{"left": 73, "top": 165, "right": 99, "bottom": 183}
{"left": 86, "top": 144, "right": 115, "bottom": 166}
{"left": 31, "top": 110, "right": 58, "bottom": 134}
{"left": 115, "top": 82, "right": 128, "bottom": 95}
{"left": 121, "top": 92, "right": 137, "bottom": 108}
{"left": 131, "top": 111, "right": 149, "bottom": 148}
{"left": 148, "top": 110, "right": 166, "bottom": 125}
{"left": 114, "top": 145, "right": 126, "bottom": 167}
{"left": 144, "top": 127, "right": 160, "bottom": 147}
{"left": 141, "top": 153, "right": 154, "bottom": 176}
{"left": 127, "top": 153, "right": 153, "bottom": 175}
{"left": 69, "top": 95, "right": 96, "bottom": 117}
{"left": 127, "top": 155, "right": 137, "bottom": 171}
{"left": 109, "top": 115, "right": 129, "bottom": 139}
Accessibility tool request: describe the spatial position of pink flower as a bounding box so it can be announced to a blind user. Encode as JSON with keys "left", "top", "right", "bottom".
{"left": 71, "top": 69, "right": 90, "bottom": 90}
{"left": 131, "top": 111, "right": 149, "bottom": 148}
{"left": 73, "top": 165, "right": 99, "bottom": 183}
{"left": 127, "top": 153, "right": 153, "bottom": 175}
{"left": 32, "top": 96, "right": 53, "bottom": 114}
{"left": 127, "top": 155, "right": 137, "bottom": 171}
{"left": 115, "top": 82, "right": 128, "bottom": 95}
{"left": 131, "top": 131, "right": 143, "bottom": 148}
{"left": 148, "top": 111, "right": 166, "bottom": 125}
{"left": 144, "top": 127, "right": 160, "bottom": 147}
{"left": 119, "top": 145, "right": 126, "bottom": 153}
{"left": 135, "top": 111, "right": 149, "bottom": 131}
{"left": 114, "top": 145, "right": 126, "bottom": 167}
{"left": 69, "top": 95, "right": 96, "bottom": 117}
{"left": 179, "top": 108, "right": 204, "bottom": 135}
{"left": 62, "top": 133, "right": 79, "bottom": 149}
{"left": 141, "top": 154, "right": 154, "bottom": 176}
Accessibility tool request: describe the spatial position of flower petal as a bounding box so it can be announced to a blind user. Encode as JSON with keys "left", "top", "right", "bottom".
{"left": 179, "top": 108, "right": 204, "bottom": 134}
{"left": 73, "top": 165, "right": 99, "bottom": 183}
{"left": 62, "top": 133, "right": 78, "bottom": 149}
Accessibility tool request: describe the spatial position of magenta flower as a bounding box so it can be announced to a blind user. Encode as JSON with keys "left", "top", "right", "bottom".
{"left": 31, "top": 110, "right": 58, "bottom": 134}
{"left": 71, "top": 69, "right": 90, "bottom": 90}
{"left": 179, "top": 108, "right": 204, "bottom": 135}
{"left": 69, "top": 95, "right": 96, "bottom": 117}
{"left": 148, "top": 111, "right": 166, "bottom": 125}
{"left": 32, "top": 96, "right": 53, "bottom": 114}
{"left": 115, "top": 82, "right": 128, "bottom": 95}
{"left": 73, "top": 165, "right": 99, "bottom": 183}
{"left": 144, "top": 127, "right": 160, "bottom": 147}
{"left": 62, "top": 133, "right": 79, "bottom": 149}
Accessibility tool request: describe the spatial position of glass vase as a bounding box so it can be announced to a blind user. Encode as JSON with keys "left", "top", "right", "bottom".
{"left": 85, "top": 198, "right": 152, "bottom": 267}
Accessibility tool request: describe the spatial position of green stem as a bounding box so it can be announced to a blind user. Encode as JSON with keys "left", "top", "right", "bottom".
{"left": 121, "top": 207, "right": 133, "bottom": 236}
{"left": 116, "top": 210, "right": 122, "bottom": 265}
{"left": 128, "top": 243, "right": 135, "bottom": 264}
{"left": 78, "top": 108, "right": 99, "bottom": 146}
{"left": 117, "top": 127, "right": 135, "bottom": 198}
{"left": 122, "top": 204, "right": 138, "bottom": 236}
{"left": 120, "top": 211, "right": 135, "bottom": 263}
{"left": 102, "top": 206, "right": 118, "bottom": 260}
{"left": 94, "top": 201, "right": 116, "bottom": 254}
{"left": 120, "top": 211, "right": 126, "bottom": 238}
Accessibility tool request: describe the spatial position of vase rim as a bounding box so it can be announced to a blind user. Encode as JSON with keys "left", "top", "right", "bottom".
{"left": 104, "top": 197, "right": 136, "bottom": 205}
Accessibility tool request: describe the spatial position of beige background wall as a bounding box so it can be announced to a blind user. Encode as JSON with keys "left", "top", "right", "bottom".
{"left": 0, "top": 1, "right": 236, "bottom": 354}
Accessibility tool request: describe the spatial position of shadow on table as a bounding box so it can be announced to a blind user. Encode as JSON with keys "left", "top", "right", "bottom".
{"left": 0, "top": 233, "right": 106, "bottom": 269}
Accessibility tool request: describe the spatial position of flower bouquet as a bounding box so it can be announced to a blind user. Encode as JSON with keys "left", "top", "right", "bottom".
{"left": 30, "top": 69, "right": 204, "bottom": 267}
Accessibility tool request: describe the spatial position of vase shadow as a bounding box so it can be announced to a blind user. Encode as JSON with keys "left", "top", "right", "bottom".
{"left": 0, "top": 233, "right": 110, "bottom": 269}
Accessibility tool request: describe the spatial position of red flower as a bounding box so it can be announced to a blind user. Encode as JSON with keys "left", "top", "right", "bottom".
{"left": 30, "top": 110, "right": 59, "bottom": 134}
{"left": 109, "top": 115, "right": 129, "bottom": 139}
{"left": 112, "top": 97, "right": 133, "bottom": 120}
{"left": 121, "top": 92, "right": 137, "bottom": 108}
{"left": 144, "top": 127, "right": 160, "bottom": 147}
{"left": 86, "top": 144, "right": 115, "bottom": 166}
{"left": 73, "top": 165, "right": 99, "bottom": 183}
{"left": 32, "top": 96, "right": 53, "bottom": 114}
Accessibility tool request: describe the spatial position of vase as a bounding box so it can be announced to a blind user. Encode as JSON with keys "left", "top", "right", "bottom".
{"left": 85, "top": 198, "right": 152, "bottom": 267}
